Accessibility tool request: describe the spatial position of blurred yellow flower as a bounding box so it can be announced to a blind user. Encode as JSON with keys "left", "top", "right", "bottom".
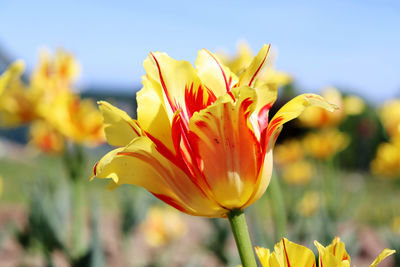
{"left": 303, "top": 129, "right": 350, "bottom": 160}
{"left": 141, "top": 206, "right": 186, "bottom": 247}
{"left": 0, "top": 61, "right": 40, "bottom": 126}
{"left": 282, "top": 160, "right": 314, "bottom": 186}
{"left": 218, "top": 41, "right": 292, "bottom": 88}
{"left": 379, "top": 99, "right": 400, "bottom": 138}
{"left": 392, "top": 216, "right": 400, "bottom": 234}
{"left": 31, "top": 48, "right": 81, "bottom": 90}
{"left": 0, "top": 50, "right": 104, "bottom": 147}
{"left": 255, "top": 237, "right": 395, "bottom": 267}
{"left": 371, "top": 138, "right": 400, "bottom": 178}
{"left": 299, "top": 87, "right": 345, "bottom": 128}
{"left": 343, "top": 95, "right": 366, "bottom": 116}
{"left": 297, "top": 191, "right": 320, "bottom": 216}
{"left": 274, "top": 139, "right": 304, "bottom": 166}
{"left": 44, "top": 94, "right": 105, "bottom": 146}
{"left": 92, "top": 45, "right": 336, "bottom": 217}
{"left": 29, "top": 121, "right": 65, "bottom": 154}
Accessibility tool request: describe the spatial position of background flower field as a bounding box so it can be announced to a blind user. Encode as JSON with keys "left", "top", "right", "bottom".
{"left": 0, "top": 1, "right": 399, "bottom": 266}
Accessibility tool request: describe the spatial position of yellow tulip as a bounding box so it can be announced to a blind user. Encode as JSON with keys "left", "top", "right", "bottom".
{"left": 255, "top": 237, "right": 395, "bottom": 267}
{"left": 29, "top": 121, "right": 65, "bottom": 154}
{"left": 274, "top": 139, "right": 304, "bottom": 166}
{"left": 282, "top": 160, "right": 314, "bottom": 186}
{"left": 343, "top": 95, "right": 365, "bottom": 116}
{"left": 371, "top": 138, "right": 400, "bottom": 178}
{"left": 31, "top": 48, "right": 80, "bottom": 90}
{"left": 297, "top": 191, "right": 320, "bottom": 216}
{"left": 379, "top": 99, "right": 400, "bottom": 138}
{"left": 218, "top": 41, "right": 292, "bottom": 88}
{"left": 314, "top": 237, "right": 395, "bottom": 267}
{"left": 141, "top": 206, "right": 186, "bottom": 247}
{"left": 92, "top": 45, "right": 336, "bottom": 217}
{"left": 0, "top": 61, "right": 40, "bottom": 126}
{"left": 255, "top": 238, "right": 316, "bottom": 267}
{"left": 43, "top": 93, "right": 105, "bottom": 146}
{"left": 302, "top": 129, "right": 350, "bottom": 160}
{"left": 299, "top": 87, "right": 345, "bottom": 128}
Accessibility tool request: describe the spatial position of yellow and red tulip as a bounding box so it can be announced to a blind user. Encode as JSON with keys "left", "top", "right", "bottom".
{"left": 0, "top": 61, "right": 40, "bottom": 126}
{"left": 255, "top": 237, "right": 395, "bottom": 267}
{"left": 29, "top": 121, "right": 65, "bottom": 154}
{"left": 92, "top": 44, "right": 336, "bottom": 217}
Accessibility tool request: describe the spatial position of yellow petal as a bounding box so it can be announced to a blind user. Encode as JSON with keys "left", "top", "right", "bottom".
{"left": 369, "top": 248, "right": 396, "bottom": 267}
{"left": 143, "top": 52, "right": 201, "bottom": 121}
{"left": 255, "top": 246, "right": 271, "bottom": 267}
{"left": 98, "top": 101, "right": 142, "bottom": 147}
{"left": 188, "top": 86, "right": 261, "bottom": 209}
{"left": 239, "top": 44, "right": 271, "bottom": 87}
{"left": 195, "top": 49, "right": 238, "bottom": 97}
{"left": 138, "top": 76, "right": 175, "bottom": 151}
{"left": 93, "top": 136, "right": 226, "bottom": 217}
{"left": 0, "top": 60, "right": 25, "bottom": 95}
{"left": 265, "top": 94, "right": 338, "bottom": 151}
{"left": 314, "top": 240, "right": 350, "bottom": 267}
{"left": 271, "top": 238, "right": 316, "bottom": 267}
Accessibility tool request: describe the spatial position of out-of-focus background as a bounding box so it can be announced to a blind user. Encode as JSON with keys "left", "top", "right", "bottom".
{"left": 0, "top": 1, "right": 399, "bottom": 266}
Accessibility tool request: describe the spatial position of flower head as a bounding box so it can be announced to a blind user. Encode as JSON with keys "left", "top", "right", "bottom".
{"left": 255, "top": 237, "right": 395, "bottom": 267}
{"left": 371, "top": 138, "right": 400, "bottom": 178}
{"left": 141, "top": 206, "right": 186, "bottom": 247}
{"left": 92, "top": 45, "right": 336, "bottom": 217}
{"left": 302, "top": 129, "right": 350, "bottom": 160}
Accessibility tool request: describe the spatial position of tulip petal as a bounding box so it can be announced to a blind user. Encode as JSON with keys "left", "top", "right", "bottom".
{"left": 271, "top": 238, "right": 316, "bottom": 267}
{"left": 195, "top": 49, "right": 238, "bottom": 97}
{"left": 264, "top": 94, "right": 338, "bottom": 151}
{"left": 239, "top": 44, "right": 271, "bottom": 87}
{"left": 369, "top": 248, "right": 396, "bottom": 267}
{"left": 93, "top": 136, "right": 227, "bottom": 217}
{"left": 0, "top": 60, "right": 25, "bottom": 95}
{"left": 98, "top": 101, "right": 142, "bottom": 147}
{"left": 138, "top": 76, "right": 175, "bottom": 151}
{"left": 255, "top": 246, "right": 271, "bottom": 267}
{"left": 315, "top": 240, "right": 350, "bottom": 267}
{"left": 189, "top": 86, "right": 262, "bottom": 209}
{"left": 143, "top": 52, "right": 202, "bottom": 121}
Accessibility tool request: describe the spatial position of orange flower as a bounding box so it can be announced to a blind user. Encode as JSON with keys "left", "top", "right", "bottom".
{"left": 92, "top": 45, "right": 336, "bottom": 217}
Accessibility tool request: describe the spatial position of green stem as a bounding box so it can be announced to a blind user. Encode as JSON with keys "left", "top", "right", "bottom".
{"left": 72, "top": 178, "right": 84, "bottom": 256}
{"left": 268, "top": 175, "right": 287, "bottom": 241}
{"left": 227, "top": 209, "right": 257, "bottom": 267}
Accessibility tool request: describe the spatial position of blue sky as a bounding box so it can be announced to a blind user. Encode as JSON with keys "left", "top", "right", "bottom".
{"left": 0, "top": 0, "right": 399, "bottom": 102}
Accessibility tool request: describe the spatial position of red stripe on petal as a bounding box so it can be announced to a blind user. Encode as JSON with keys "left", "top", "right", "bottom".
{"left": 150, "top": 53, "right": 177, "bottom": 113}
{"left": 282, "top": 238, "right": 291, "bottom": 267}
{"left": 257, "top": 102, "right": 273, "bottom": 132}
{"left": 205, "top": 50, "right": 231, "bottom": 93}
{"left": 93, "top": 161, "right": 99, "bottom": 176}
{"left": 248, "top": 44, "right": 270, "bottom": 86}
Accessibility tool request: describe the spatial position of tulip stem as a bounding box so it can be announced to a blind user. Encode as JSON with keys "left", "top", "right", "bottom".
{"left": 227, "top": 209, "right": 257, "bottom": 267}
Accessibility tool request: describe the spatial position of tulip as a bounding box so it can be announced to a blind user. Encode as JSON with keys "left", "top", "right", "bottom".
{"left": 93, "top": 44, "right": 336, "bottom": 217}
{"left": 255, "top": 237, "right": 395, "bottom": 267}
{"left": 92, "top": 44, "right": 336, "bottom": 266}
